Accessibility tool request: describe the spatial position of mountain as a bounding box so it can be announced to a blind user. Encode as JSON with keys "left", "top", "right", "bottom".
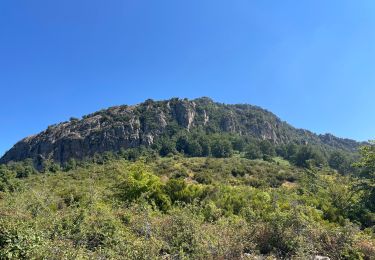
{"left": 0, "top": 97, "right": 361, "bottom": 165}
{"left": 1, "top": 97, "right": 374, "bottom": 258}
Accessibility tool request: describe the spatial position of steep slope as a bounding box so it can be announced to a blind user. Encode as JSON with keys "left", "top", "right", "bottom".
{"left": 0, "top": 97, "right": 361, "bottom": 165}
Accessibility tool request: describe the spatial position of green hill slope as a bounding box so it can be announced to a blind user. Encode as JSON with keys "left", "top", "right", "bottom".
{"left": 0, "top": 155, "right": 374, "bottom": 259}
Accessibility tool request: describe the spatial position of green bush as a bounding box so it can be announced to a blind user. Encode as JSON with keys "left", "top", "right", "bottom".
{"left": 116, "top": 170, "right": 171, "bottom": 211}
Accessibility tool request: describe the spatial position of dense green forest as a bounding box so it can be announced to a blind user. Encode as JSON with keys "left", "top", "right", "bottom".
{"left": 0, "top": 140, "right": 374, "bottom": 259}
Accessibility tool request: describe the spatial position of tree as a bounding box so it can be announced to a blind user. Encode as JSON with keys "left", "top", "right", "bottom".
{"left": 329, "top": 151, "right": 351, "bottom": 174}
{"left": 159, "top": 138, "right": 176, "bottom": 156}
{"left": 293, "top": 145, "right": 325, "bottom": 168}
{"left": 285, "top": 143, "right": 298, "bottom": 160}
{"left": 259, "top": 140, "right": 275, "bottom": 157}
{"left": 353, "top": 141, "right": 375, "bottom": 216}
{"left": 9, "top": 160, "right": 37, "bottom": 178}
{"left": 259, "top": 140, "right": 275, "bottom": 161}
{"left": 64, "top": 158, "right": 77, "bottom": 171}
{"left": 0, "top": 166, "right": 18, "bottom": 192}
{"left": 176, "top": 135, "right": 189, "bottom": 153}
{"left": 187, "top": 140, "right": 202, "bottom": 157}
{"left": 244, "top": 143, "right": 263, "bottom": 160}
{"left": 355, "top": 141, "right": 375, "bottom": 173}
{"left": 198, "top": 135, "right": 211, "bottom": 156}
{"left": 275, "top": 144, "right": 288, "bottom": 158}
{"left": 211, "top": 139, "right": 233, "bottom": 158}
{"left": 231, "top": 135, "right": 246, "bottom": 152}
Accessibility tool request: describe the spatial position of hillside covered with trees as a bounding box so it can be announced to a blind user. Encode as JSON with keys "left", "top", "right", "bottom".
{"left": 0, "top": 141, "right": 374, "bottom": 259}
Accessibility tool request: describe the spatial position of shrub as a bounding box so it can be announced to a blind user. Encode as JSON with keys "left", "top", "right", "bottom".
{"left": 116, "top": 170, "right": 171, "bottom": 211}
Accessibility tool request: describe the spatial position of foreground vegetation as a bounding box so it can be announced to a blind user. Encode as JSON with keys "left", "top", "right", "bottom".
{"left": 0, "top": 143, "right": 374, "bottom": 259}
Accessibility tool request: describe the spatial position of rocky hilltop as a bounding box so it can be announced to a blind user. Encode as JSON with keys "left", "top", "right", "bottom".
{"left": 0, "top": 97, "right": 361, "bottom": 165}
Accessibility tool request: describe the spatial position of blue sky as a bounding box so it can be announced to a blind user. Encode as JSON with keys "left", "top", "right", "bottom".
{"left": 1, "top": 0, "right": 374, "bottom": 156}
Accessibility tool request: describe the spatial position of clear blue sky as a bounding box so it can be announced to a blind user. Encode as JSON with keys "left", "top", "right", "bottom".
{"left": 1, "top": 0, "right": 374, "bottom": 156}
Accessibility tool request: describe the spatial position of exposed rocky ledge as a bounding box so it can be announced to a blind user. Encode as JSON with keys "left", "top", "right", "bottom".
{"left": 0, "top": 97, "right": 361, "bottom": 165}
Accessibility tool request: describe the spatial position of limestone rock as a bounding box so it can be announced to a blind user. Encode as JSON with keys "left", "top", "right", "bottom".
{"left": 0, "top": 97, "right": 362, "bottom": 165}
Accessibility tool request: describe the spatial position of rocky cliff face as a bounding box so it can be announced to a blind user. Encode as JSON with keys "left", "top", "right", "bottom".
{"left": 0, "top": 97, "right": 361, "bottom": 165}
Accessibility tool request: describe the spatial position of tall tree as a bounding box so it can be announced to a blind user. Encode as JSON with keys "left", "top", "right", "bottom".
{"left": 354, "top": 141, "right": 375, "bottom": 215}
{"left": 211, "top": 139, "right": 233, "bottom": 158}
{"left": 329, "top": 151, "right": 351, "bottom": 174}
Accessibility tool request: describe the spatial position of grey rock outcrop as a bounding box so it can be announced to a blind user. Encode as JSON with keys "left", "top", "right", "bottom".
{"left": 0, "top": 97, "right": 362, "bottom": 165}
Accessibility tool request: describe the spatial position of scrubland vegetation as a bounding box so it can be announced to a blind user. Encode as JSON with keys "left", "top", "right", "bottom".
{"left": 0, "top": 141, "right": 374, "bottom": 259}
